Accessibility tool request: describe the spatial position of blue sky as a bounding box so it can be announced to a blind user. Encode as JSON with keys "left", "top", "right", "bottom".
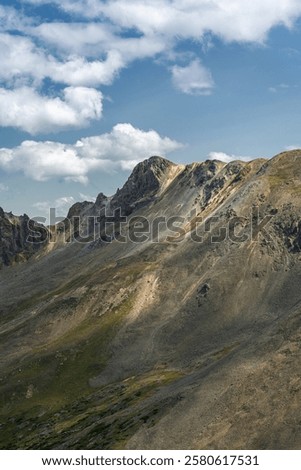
{"left": 1, "top": 0, "right": 301, "bottom": 218}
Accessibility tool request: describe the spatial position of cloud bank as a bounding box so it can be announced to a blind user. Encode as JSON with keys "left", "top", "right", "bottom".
{"left": 0, "top": 123, "right": 183, "bottom": 183}
{"left": 23, "top": 0, "right": 301, "bottom": 44}
{"left": 1, "top": 1, "right": 301, "bottom": 133}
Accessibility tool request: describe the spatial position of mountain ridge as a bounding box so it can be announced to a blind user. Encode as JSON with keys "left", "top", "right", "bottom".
{"left": 1, "top": 149, "right": 301, "bottom": 449}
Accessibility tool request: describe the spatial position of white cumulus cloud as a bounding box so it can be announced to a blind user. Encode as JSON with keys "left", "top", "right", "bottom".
{"left": 1, "top": 1, "right": 301, "bottom": 132}
{"left": 75, "top": 123, "right": 182, "bottom": 161}
{"left": 0, "top": 123, "right": 183, "bottom": 183}
{"left": 0, "top": 32, "right": 125, "bottom": 87}
{"left": 24, "top": 0, "right": 301, "bottom": 43}
{"left": 0, "top": 86, "right": 103, "bottom": 134}
{"left": 171, "top": 59, "right": 214, "bottom": 95}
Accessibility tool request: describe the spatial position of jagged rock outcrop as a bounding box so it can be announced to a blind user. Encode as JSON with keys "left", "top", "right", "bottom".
{"left": 0, "top": 208, "right": 47, "bottom": 267}
{"left": 64, "top": 157, "right": 178, "bottom": 241}
{"left": 110, "top": 156, "right": 177, "bottom": 214}
{"left": 66, "top": 201, "right": 94, "bottom": 220}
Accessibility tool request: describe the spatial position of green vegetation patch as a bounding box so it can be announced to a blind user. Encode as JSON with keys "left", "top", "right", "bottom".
{"left": 0, "top": 367, "right": 183, "bottom": 449}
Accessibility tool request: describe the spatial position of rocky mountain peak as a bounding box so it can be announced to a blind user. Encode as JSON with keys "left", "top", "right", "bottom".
{"left": 111, "top": 155, "right": 177, "bottom": 214}
{"left": 67, "top": 201, "right": 94, "bottom": 220}
{"left": 124, "top": 155, "right": 175, "bottom": 188}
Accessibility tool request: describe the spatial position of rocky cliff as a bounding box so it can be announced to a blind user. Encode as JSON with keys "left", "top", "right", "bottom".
{"left": 0, "top": 208, "right": 47, "bottom": 268}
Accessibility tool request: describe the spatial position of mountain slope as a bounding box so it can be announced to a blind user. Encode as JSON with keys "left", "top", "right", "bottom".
{"left": 0, "top": 151, "right": 301, "bottom": 449}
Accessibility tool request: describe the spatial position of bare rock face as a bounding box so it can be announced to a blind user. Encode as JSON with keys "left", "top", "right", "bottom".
{"left": 0, "top": 209, "right": 47, "bottom": 267}
{"left": 63, "top": 157, "right": 179, "bottom": 242}
{"left": 66, "top": 201, "right": 94, "bottom": 220}
{"left": 1, "top": 150, "right": 301, "bottom": 450}
{"left": 111, "top": 156, "right": 176, "bottom": 214}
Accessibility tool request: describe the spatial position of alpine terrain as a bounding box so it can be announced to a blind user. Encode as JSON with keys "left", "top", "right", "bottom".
{"left": 1, "top": 150, "right": 301, "bottom": 449}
